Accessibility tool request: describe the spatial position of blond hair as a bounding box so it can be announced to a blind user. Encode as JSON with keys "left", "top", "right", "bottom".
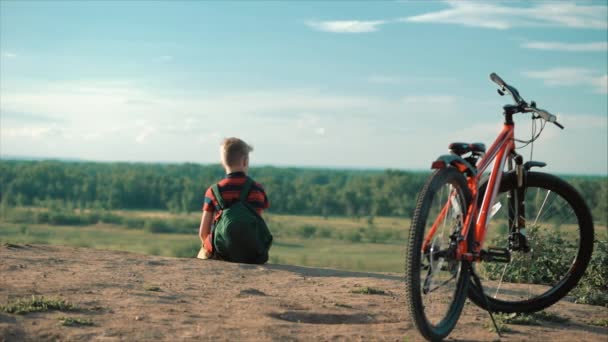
{"left": 221, "top": 137, "right": 253, "bottom": 167}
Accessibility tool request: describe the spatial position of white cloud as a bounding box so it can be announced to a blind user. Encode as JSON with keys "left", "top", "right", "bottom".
{"left": 592, "top": 75, "right": 608, "bottom": 94}
{"left": 522, "top": 68, "right": 608, "bottom": 94}
{"left": 522, "top": 41, "right": 608, "bottom": 52}
{"left": 306, "top": 20, "right": 387, "bottom": 33}
{"left": 1, "top": 52, "right": 17, "bottom": 58}
{"left": 0, "top": 80, "right": 467, "bottom": 166}
{"left": 2, "top": 80, "right": 604, "bottom": 173}
{"left": 135, "top": 126, "right": 155, "bottom": 144}
{"left": 403, "top": 1, "right": 607, "bottom": 30}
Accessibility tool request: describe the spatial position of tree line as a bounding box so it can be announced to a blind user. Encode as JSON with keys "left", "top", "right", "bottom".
{"left": 0, "top": 160, "right": 606, "bottom": 223}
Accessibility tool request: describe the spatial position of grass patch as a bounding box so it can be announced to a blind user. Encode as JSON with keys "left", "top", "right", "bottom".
{"left": 350, "top": 287, "right": 386, "bottom": 295}
{"left": 58, "top": 316, "right": 94, "bottom": 327}
{"left": 588, "top": 318, "right": 608, "bottom": 327}
{"left": 531, "top": 311, "right": 569, "bottom": 323}
{"left": 495, "top": 311, "right": 569, "bottom": 326}
{"left": 143, "top": 285, "right": 161, "bottom": 292}
{"left": 1, "top": 296, "right": 78, "bottom": 314}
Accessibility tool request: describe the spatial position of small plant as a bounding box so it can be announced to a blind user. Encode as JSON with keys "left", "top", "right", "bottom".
{"left": 59, "top": 316, "right": 94, "bottom": 327}
{"left": 143, "top": 285, "right": 161, "bottom": 292}
{"left": 350, "top": 287, "right": 386, "bottom": 295}
{"left": 1, "top": 296, "right": 78, "bottom": 314}
{"left": 494, "top": 311, "right": 568, "bottom": 327}
{"left": 483, "top": 316, "right": 513, "bottom": 333}
{"left": 498, "top": 312, "right": 542, "bottom": 326}
{"left": 531, "top": 311, "right": 569, "bottom": 323}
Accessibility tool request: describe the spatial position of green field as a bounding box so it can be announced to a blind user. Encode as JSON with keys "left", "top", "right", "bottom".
{"left": 1, "top": 207, "right": 605, "bottom": 274}
{"left": 0, "top": 209, "right": 409, "bottom": 273}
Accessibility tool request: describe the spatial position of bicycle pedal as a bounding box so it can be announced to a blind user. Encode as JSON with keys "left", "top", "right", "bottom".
{"left": 481, "top": 247, "right": 511, "bottom": 263}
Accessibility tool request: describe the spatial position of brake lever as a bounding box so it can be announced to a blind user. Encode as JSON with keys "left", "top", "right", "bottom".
{"left": 554, "top": 121, "right": 564, "bottom": 130}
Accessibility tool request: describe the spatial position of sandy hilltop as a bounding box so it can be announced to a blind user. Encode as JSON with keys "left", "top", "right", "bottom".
{"left": 1, "top": 244, "right": 606, "bottom": 341}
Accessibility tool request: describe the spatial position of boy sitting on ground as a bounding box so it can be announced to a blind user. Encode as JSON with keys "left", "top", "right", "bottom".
{"left": 198, "top": 137, "right": 272, "bottom": 263}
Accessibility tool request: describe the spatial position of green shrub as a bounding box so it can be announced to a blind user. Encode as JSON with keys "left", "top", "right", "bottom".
{"left": 317, "top": 227, "right": 332, "bottom": 239}
{"left": 572, "top": 239, "right": 608, "bottom": 307}
{"left": 296, "top": 225, "right": 317, "bottom": 239}
{"left": 484, "top": 227, "right": 607, "bottom": 307}
{"left": 144, "top": 217, "right": 197, "bottom": 234}
{"left": 48, "top": 211, "right": 82, "bottom": 225}
{"left": 144, "top": 218, "right": 172, "bottom": 233}
{"left": 342, "top": 230, "right": 362, "bottom": 243}
{"left": 3, "top": 208, "right": 35, "bottom": 224}
{"left": 99, "top": 211, "right": 123, "bottom": 225}
{"left": 34, "top": 211, "right": 50, "bottom": 224}
{"left": 125, "top": 217, "right": 145, "bottom": 229}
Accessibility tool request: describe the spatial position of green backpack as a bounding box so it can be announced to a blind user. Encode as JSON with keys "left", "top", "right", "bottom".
{"left": 211, "top": 178, "right": 273, "bottom": 264}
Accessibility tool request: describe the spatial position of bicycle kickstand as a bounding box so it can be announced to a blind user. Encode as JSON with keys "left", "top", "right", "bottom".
{"left": 469, "top": 265, "right": 502, "bottom": 338}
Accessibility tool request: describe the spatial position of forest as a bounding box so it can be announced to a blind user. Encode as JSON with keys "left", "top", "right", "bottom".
{"left": 1, "top": 160, "right": 606, "bottom": 224}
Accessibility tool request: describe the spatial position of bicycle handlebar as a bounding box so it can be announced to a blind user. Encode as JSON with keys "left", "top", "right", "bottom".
{"left": 524, "top": 107, "right": 564, "bottom": 129}
{"left": 490, "top": 72, "right": 564, "bottom": 129}
{"left": 490, "top": 72, "right": 526, "bottom": 105}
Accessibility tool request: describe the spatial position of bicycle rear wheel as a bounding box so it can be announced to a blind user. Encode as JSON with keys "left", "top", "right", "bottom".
{"left": 468, "top": 171, "right": 594, "bottom": 313}
{"left": 405, "top": 167, "right": 471, "bottom": 341}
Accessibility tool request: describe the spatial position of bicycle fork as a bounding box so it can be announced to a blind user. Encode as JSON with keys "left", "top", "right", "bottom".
{"left": 507, "top": 152, "right": 547, "bottom": 252}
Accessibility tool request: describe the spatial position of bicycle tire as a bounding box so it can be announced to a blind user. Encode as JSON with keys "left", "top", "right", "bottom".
{"left": 405, "top": 167, "right": 472, "bottom": 341}
{"left": 467, "top": 171, "right": 594, "bottom": 313}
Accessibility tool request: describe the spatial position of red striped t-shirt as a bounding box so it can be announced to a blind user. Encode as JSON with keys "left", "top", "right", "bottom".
{"left": 202, "top": 172, "right": 270, "bottom": 221}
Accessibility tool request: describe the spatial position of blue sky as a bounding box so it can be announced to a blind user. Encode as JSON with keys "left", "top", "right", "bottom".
{"left": 1, "top": 0, "right": 607, "bottom": 175}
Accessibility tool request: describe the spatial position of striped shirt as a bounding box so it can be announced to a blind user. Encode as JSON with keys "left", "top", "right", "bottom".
{"left": 203, "top": 172, "right": 269, "bottom": 221}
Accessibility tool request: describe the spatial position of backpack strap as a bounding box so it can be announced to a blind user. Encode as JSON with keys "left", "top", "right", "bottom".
{"left": 239, "top": 177, "right": 254, "bottom": 202}
{"left": 211, "top": 184, "right": 225, "bottom": 210}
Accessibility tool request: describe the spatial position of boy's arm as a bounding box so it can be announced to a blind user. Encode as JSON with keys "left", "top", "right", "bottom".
{"left": 199, "top": 210, "right": 214, "bottom": 245}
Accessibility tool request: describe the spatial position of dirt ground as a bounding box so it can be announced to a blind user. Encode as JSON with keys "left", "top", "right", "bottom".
{"left": 1, "top": 244, "right": 606, "bottom": 341}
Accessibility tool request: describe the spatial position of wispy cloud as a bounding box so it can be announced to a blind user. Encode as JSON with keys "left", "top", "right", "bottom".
{"left": 3, "top": 124, "right": 64, "bottom": 139}
{"left": 1, "top": 52, "right": 17, "bottom": 58}
{"left": 306, "top": 20, "right": 387, "bottom": 33}
{"left": 522, "top": 68, "right": 608, "bottom": 94}
{"left": 592, "top": 75, "right": 608, "bottom": 95}
{"left": 522, "top": 41, "right": 608, "bottom": 52}
{"left": 0, "top": 80, "right": 465, "bottom": 165}
{"left": 403, "top": 1, "right": 608, "bottom": 30}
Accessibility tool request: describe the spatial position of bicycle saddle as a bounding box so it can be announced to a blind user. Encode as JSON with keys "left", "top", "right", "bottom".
{"left": 449, "top": 142, "right": 486, "bottom": 156}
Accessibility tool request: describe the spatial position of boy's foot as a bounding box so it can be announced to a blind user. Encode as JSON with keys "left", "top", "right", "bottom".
{"left": 197, "top": 247, "right": 213, "bottom": 260}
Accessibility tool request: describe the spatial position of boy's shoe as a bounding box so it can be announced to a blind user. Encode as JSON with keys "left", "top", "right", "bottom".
{"left": 197, "top": 247, "right": 213, "bottom": 260}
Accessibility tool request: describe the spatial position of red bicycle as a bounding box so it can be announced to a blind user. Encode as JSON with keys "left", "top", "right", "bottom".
{"left": 405, "top": 73, "right": 595, "bottom": 341}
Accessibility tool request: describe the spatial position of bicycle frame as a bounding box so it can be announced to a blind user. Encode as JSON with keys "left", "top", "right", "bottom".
{"left": 424, "top": 122, "right": 516, "bottom": 262}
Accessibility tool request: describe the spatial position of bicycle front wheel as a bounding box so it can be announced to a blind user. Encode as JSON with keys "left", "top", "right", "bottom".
{"left": 468, "top": 171, "right": 594, "bottom": 313}
{"left": 405, "top": 167, "right": 471, "bottom": 341}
